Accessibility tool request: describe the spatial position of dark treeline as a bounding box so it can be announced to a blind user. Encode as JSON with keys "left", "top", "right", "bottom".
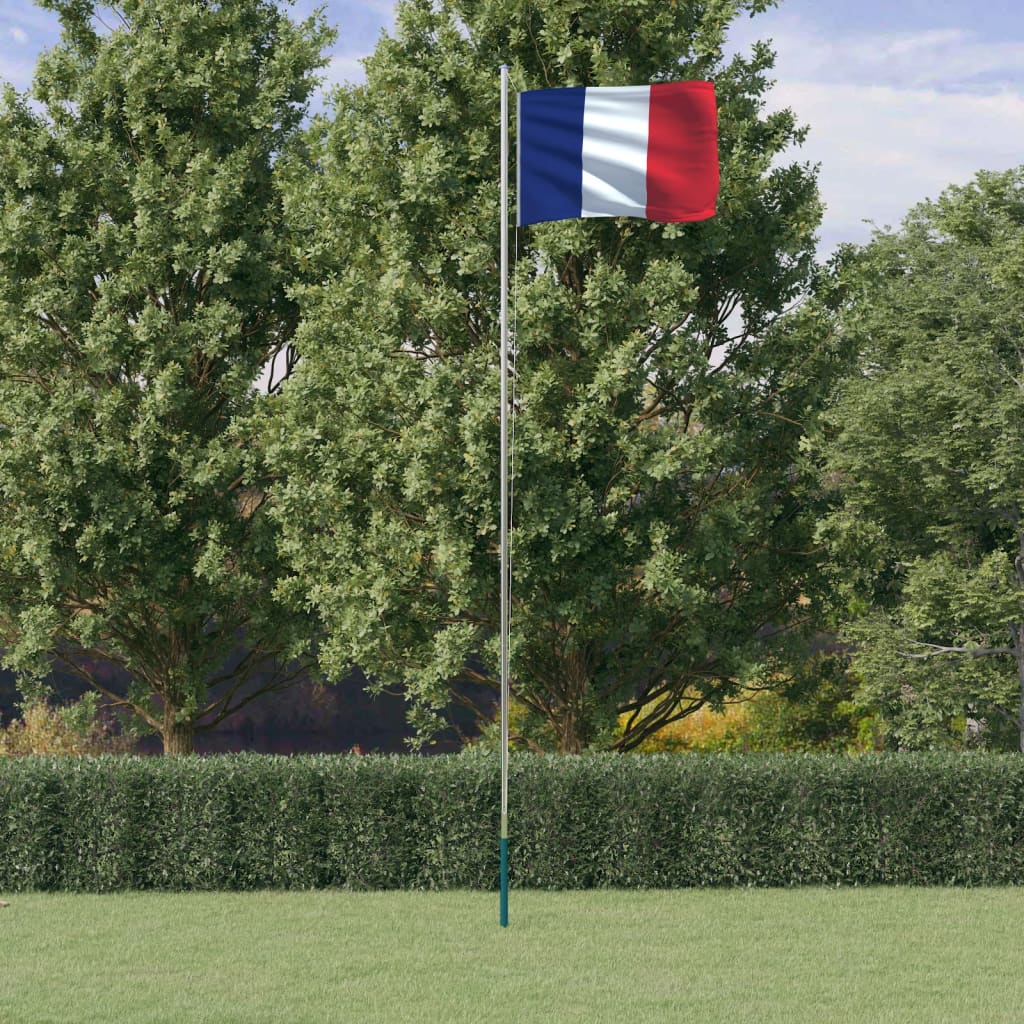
{"left": 0, "top": 660, "right": 487, "bottom": 754}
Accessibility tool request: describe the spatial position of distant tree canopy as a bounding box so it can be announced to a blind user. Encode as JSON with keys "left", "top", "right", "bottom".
{"left": 0, "top": 0, "right": 333, "bottom": 753}
{"left": 267, "top": 0, "right": 842, "bottom": 753}
{"left": 817, "top": 166, "right": 1024, "bottom": 751}
{"left": 15, "top": 0, "right": 1016, "bottom": 760}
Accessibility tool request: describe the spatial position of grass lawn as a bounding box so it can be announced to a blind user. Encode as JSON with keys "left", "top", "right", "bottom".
{"left": 1, "top": 887, "right": 1021, "bottom": 1023}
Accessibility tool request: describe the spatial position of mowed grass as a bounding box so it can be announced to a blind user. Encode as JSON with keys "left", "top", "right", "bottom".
{"left": 1, "top": 887, "right": 1022, "bottom": 1023}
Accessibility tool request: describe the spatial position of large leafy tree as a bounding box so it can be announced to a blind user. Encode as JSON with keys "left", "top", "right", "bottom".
{"left": 817, "top": 167, "right": 1024, "bottom": 751}
{"left": 270, "top": 0, "right": 836, "bottom": 752}
{"left": 0, "top": 0, "right": 332, "bottom": 753}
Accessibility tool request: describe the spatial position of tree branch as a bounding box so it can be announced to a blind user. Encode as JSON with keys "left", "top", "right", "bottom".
{"left": 899, "top": 641, "right": 1015, "bottom": 660}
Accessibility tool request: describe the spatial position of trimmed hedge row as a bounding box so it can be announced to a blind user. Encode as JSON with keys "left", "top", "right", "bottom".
{"left": 2, "top": 752, "right": 1024, "bottom": 891}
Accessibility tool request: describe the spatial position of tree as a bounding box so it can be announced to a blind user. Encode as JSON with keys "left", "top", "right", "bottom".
{"left": 816, "top": 167, "right": 1024, "bottom": 751}
{"left": 269, "top": 0, "right": 836, "bottom": 752}
{"left": 0, "top": 0, "right": 333, "bottom": 753}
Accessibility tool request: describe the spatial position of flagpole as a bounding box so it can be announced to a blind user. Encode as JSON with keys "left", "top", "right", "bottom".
{"left": 498, "top": 62, "right": 510, "bottom": 930}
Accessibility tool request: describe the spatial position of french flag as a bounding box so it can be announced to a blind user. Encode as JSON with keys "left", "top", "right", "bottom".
{"left": 517, "top": 82, "right": 719, "bottom": 227}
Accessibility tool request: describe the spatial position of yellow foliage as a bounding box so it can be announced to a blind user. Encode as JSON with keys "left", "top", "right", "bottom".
{"left": 619, "top": 672, "right": 882, "bottom": 754}
{"left": 622, "top": 698, "right": 752, "bottom": 753}
{"left": 0, "top": 699, "right": 133, "bottom": 757}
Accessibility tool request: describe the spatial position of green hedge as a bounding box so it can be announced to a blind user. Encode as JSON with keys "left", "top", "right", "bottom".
{"left": 2, "top": 752, "right": 1024, "bottom": 891}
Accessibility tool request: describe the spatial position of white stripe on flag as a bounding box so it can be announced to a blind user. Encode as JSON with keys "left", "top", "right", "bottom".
{"left": 580, "top": 86, "right": 650, "bottom": 219}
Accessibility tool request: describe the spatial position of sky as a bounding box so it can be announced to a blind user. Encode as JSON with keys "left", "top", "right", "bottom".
{"left": 0, "top": 0, "right": 1022, "bottom": 257}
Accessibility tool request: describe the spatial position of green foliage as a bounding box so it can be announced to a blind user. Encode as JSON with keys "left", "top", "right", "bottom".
{"left": 0, "top": 0, "right": 334, "bottom": 751}
{"left": 815, "top": 167, "right": 1024, "bottom": 749}
{"left": 268, "top": 0, "right": 838, "bottom": 753}
{"left": 3, "top": 752, "right": 1024, "bottom": 890}
{"left": 471, "top": 696, "right": 567, "bottom": 753}
{"left": 735, "top": 655, "right": 886, "bottom": 753}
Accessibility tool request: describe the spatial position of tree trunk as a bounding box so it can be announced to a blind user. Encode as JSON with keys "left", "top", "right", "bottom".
{"left": 162, "top": 716, "right": 195, "bottom": 755}
{"left": 1015, "top": 627, "right": 1024, "bottom": 755}
{"left": 559, "top": 716, "right": 585, "bottom": 754}
{"left": 557, "top": 697, "right": 587, "bottom": 754}
{"left": 1014, "top": 536, "right": 1024, "bottom": 753}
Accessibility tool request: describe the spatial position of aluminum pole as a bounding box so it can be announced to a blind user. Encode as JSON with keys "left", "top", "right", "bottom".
{"left": 499, "top": 62, "right": 510, "bottom": 929}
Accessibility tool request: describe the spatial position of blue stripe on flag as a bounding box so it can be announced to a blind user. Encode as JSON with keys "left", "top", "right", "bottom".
{"left": 517, "top": 87, "right": 586, "bottom": 226}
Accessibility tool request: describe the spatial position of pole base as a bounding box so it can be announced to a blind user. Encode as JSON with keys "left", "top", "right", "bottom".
{"left": 500, "top": 836, "right": 509, "bottom": 927}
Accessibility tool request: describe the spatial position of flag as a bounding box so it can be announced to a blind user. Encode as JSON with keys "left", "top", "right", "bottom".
{"left": 517, "top": 81, "right": 719, "bottom": 226}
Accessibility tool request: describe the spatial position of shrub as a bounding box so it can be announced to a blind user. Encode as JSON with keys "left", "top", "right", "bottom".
{"left": 1, "top": 752, "right": 1023, "bottom": 891}
{"left": 0, "top": 696, "right": 134, "bottom": 757}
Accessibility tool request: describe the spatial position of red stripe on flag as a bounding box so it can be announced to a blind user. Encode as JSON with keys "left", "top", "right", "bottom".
{"left": 646, "top": 81, "right": 719, "bottom": 222}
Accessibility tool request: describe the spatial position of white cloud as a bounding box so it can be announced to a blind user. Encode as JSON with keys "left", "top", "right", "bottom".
{"left": 0, "top": 3, "right": 62, "bottom": 90}
{"left": 774, "top": 83, "right": 1024, "bottom": 252}
{"left": 349, "top": 0, "right": 397, "bottom": 16}
{"left": 324, "top": 53, "right": 368, "bottom": 89}
{"left": 0, "top": 53, "right": 35, "bottom": 91}
{"left": 725, "top": 16, "right": 1024, "bottom": 254}
{"left": 304, "top": 53, "right": 368, "bottom": 114}
{"left": 737, "top": 18, "right": 1024, "bottom": 93}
